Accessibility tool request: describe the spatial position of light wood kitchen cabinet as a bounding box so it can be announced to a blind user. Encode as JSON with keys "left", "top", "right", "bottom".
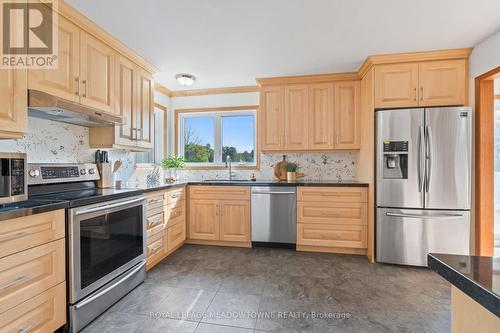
{"left": 188, "top": 186, "right": 251, "bottom": 246}
{"left": 418, "top": 59, "right": 466, "bottom": 107}
{"left": 28, "top": 15, "right": 80, "bottom": 103}
{"left": 284, "top": 85, "right": 309, "bottom": 150}
{"left": 374, "top": 59, "right": 467, "bottom": 108}
{"left": 334, "top": 81, "right": 361, "bottom": 149}
{"left": 136, "top": 68, "right": 154, "bottom": 148}
{"left": 297, "top": 187, "right": 368, "bottom": 255}
{"left": 308, "top": 83, "right": 334, "bottom": 150}
{"left": 189, "top": 199, "right": 220, "bottom": 241}
{"left": 0, "top": 69, "right": 27, "bottom": 139}
{"left": 219, "top": 200, "right": 251, "bottom": 243}
{"left": 114, "top": 55, "right": 136, "bottom": 146}
{"left": 259, "top": 86, "right": 285, "bottom": 150}
{"left": 79, "top": 31, "right": 115, "bottom": 114}
{"left": 374, "top": 63, "right": 419, "bottom": 108}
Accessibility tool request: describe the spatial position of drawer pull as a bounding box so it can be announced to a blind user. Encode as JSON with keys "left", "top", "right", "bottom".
{"left": 170, "top": 193, "right": 180, "bottom": 199}
{"left": 147, "top": 198, "right": 163, "bottom": 205}
{"left": 0, "top": 274, "right": 32, "bottom": 291}
{"left": 19, "top": 325, "right": 32, "bottom": 333}
{"left": 148, "top": 215, "right": 163, "bottom": 227}
{"left": 0, "top": 231, "right": 31, "bottom": 242}
{"left": 149, "top": 242, "right": 162, "bottom": 252}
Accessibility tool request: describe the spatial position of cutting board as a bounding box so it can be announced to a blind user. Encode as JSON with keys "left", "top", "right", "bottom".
{"left": 274, "top": 155, "right": 288, "bottom": 180}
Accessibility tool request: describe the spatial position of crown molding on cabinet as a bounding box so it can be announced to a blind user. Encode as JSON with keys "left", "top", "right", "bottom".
{"left": 169, "top": 86, "right": 259, "bottom": 97}
{"left": 155, "top": 82, "right": 174, "bottom": 97}
{"left": 256, "top": 72, "right": 360, "bottom": 86}
{"left": 56, "top": 1, "right": 160, "bottom": 74}
{"left": 358, "top": 48, "right": 472, "bottom": 78}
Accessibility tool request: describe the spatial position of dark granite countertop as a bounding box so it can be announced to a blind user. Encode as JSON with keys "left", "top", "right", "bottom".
{"left": 173, "top": 179, "right": 369, "bottom": 187}
{"left": 428, "top": 253, "right": 500, "bottom": 317}
{"left": 0, "top": 199, "right": 69, "bottom": 222}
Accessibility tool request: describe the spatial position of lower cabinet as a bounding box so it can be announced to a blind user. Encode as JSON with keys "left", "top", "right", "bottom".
{"left": 297, "top": 187, "right": 368, "bottom": 255}
{"left": 145, "top": 187, "right": 187, "bottom": 271}
{"left": 188, "top": 186, "right": 251, "bottom": 247}
{"left": 0, "top": 210, "right": 66, "bottom": 331}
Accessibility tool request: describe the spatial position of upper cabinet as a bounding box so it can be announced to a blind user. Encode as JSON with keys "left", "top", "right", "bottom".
{"left": 136, "top": 68, "right": 154, "bottom": 148}
{"left": 258, "top": 75, "right": 361, "bottom": 152}
{"left": 0, "top": 69, "right": 27, "bottom": 138}
{"left": 28, "top": 16, "right": 80, "bottom": 103}
{"left": 374, "top": 59, "right": 467, "bottom": 109}
{"left": 79, "top": 32, "right": 115, "bottom": 113}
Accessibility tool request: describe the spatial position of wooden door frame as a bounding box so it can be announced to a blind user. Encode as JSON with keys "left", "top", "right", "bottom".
{"left": 474, "top": 66, "right": 500, "bottom": 256}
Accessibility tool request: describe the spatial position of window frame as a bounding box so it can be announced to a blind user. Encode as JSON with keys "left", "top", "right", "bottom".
{"left": 136, "top": 103, "right": 168, "bottom": 166}
{"left": 175, "top": 105, "right": 259, "bottom": 170}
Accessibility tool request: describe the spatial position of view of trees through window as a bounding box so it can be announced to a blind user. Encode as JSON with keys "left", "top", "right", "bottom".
{"left": 182, "top": 113, "right": 255, "bottom": 165}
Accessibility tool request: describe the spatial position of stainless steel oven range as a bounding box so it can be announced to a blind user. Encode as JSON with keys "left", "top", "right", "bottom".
{"left": 28, "top": 163, "right": 147, "bottom": 333}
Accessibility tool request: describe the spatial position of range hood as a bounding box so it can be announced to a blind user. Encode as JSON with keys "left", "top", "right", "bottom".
{"left": 28, "top": 90, "right": 123, "bottom": 127}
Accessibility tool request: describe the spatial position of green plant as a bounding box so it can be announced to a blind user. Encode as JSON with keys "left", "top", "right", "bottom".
{"left": 286, "top": 162, "right": 298, "bottom": 172}
{"left": 161, "top": 155, "right": 185, "bottom": 169}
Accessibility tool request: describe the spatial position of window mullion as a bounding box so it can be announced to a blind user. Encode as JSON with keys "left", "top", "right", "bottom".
{"left": 214, "top": 114, "right": 222, "bottom": 164}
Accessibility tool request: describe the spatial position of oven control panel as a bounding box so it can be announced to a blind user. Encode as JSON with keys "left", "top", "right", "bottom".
{"left": 27, "top": 163, "right": 100, "bottom": 185}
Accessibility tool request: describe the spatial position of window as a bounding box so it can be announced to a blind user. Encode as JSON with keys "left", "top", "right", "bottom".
{"left": 136, "top": 106, "right": 166, "bottom": 164}
{"left": 178, "top": 108, "right": 257, "bottom": 167}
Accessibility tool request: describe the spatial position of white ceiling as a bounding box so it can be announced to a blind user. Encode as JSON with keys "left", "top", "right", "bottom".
{"left": 66, "top": 0, "right": 500, "bottom": 90}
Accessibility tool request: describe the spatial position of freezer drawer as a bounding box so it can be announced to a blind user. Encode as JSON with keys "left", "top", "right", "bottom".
{"left": 376, "top": 208, "right": 470, "bottom": 266}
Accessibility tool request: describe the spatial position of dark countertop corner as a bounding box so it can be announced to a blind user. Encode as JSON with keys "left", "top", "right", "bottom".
{"left": 0, "top": 199, "right": 69, "bottom": 222}
{"left": 428, "top": 253, "right": 500, "bottom": 317}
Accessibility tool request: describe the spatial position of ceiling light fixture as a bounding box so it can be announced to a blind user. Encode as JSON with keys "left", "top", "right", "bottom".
{"left": 175, "top": 73, "right": 196, "bottom": 87}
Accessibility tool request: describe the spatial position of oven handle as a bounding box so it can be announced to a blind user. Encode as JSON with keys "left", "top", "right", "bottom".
{"left": 73, "top": 196, "right": 145, "bottom": 216}
{"left": 73, "top": 260, "right": 146, "bottom": 310}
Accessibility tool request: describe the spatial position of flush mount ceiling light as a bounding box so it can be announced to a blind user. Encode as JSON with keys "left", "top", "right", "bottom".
{"left": 175, "top": 73, "right": 196, "bottom": 87}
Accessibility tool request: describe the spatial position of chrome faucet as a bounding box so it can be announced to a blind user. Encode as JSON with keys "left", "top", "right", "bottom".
{"left": 225, "top": 155, "right": 236, "bottom": 180}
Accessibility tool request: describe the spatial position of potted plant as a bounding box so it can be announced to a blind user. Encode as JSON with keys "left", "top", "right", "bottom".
{"left": 285, "top": 162, "right": 298, "bottom": 182}
{"left": 161, "top": 155, "right": 185, "bottom": 182}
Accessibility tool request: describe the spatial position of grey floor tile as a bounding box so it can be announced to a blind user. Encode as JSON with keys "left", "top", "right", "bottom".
{"left": 110, "top": 282, "right": 174, "bottom": 315}
{"left": 219, "top": 273, "right": 266, "bottom": 296}
{"left": 202, "top": 292, "right": 261, "bottom": 329}
{"left": 195, "top": 322, "right": 254, "bottom": 332}
{"left": 134, "top": 317, "right": 198, "bottom": 333}
{"left": 80, "top": 312, "right": 146, "bottom": 333}
{"left": 255, "top": 296, "right": 313, "bottom": 333}
{"left": 156, "top": 287, "right": 216, "bottom": 322}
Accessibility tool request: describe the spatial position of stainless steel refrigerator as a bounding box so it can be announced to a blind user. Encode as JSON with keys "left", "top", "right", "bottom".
{"left": 376, "top": 107, "right": 471, "bottom": 266}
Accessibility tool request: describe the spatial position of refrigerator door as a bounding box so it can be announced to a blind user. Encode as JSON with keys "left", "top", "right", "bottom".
{"left": 376, "top": 109, "right": 424, "bottom": 208}
{"left": 424, "top": 107, "right": 471, "bottom": 210}
{"left": 376, "top": 208, "right": 470, "bottom": 266}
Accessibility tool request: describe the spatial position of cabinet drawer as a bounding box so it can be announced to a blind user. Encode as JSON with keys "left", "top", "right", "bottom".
{"left": 167, "top": 222, "right": 185, "bottom": 252}
{"left": 297, "top": 187, "right": 367, "bottom": 203}
{"left": 146, "top": 194, "right": 164, "bottom": 212}
{"left": 297, "top": 223, "right": 367, "bottom": 249}
{"left": 297, "top": 202, "right": 367, "bottom": 225}
{"left": 189, "top": 186, "right": 250, "bottom": 200}
{"left": 0, "top": 282, "right": 66, "bottom": 333}
{"left": 146, "top": 232, "right": 166, "bottom": 265}
{"left": 165, "top": 187, "right": 185, "bottom": 206}
{"left": 146, "top": 211, "right": 166, "bottom": 238}
{"left": 165, "top": 201, "right": 185, "bottom": 228}
{"left": 0, "top": 239, "right": 65, "bottom": 314}
{"left": 0, "top": 210, "right": 65, "bottom": 259}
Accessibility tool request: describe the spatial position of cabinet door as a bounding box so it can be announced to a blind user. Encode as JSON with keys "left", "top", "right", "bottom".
{"left": 418, "top": 59, "right": 466, "bottom": 107}
{"left": 259, "top": 86, "right": 284, "bottom": 151}
{"left": 0, "top": 69, "right": 27, "bottom": 138}
{"left": 374, "top": 63, "right": 418, "bottom": 108}
{"left": 334, "top": 81, "right": 360, "bottom": 149}
{"left": 284, "top": 85, "right": 308, "bottom": 150}
{"left": 28, "top": 16, "right": 80, "bottom": 102}
{"left": 80, "top": 32, "right": 115, "bottom": 113}
{"left": 189, "top": 200, "right": 219, "bottom": 240}
{"left": 136, "top": 67, "right": 153, "bottom": 148}
{"left": 219, "top": 200, "right": 250, "bottom": 243}
{"left": 308, "top": 83, "right": 334, "bottom": 150}
{"left": 114, "top": 55, "right": 136, "bottom": 146}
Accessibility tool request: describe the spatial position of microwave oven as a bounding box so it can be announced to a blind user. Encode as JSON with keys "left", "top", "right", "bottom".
{"left": 0, "top": 153, "right": 27, "bottom": 204}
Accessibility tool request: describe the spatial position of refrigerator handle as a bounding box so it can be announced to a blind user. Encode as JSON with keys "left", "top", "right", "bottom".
{"left": 386, "top": 212, "right": 464, "bottom": 220}
{"left": 418, "top": 126, "right": 424, "bottom": 193}
{"left": 425, "top": 126, "right": 433, "bottom": 192}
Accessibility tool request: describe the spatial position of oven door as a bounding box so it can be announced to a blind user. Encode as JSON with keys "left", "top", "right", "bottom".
{"left": 69, "top": 195, "right": 146, "bottom": 303}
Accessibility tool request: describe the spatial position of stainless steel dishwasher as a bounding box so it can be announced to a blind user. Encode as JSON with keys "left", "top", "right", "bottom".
{"left": 251, "top": 186, "right": 296, "bottom": 248}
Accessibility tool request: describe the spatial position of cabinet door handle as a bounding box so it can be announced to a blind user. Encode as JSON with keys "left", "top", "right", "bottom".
{"left": 82, "top": 80, "right": 87, "bottom": 97}
{"left": 216, "top": 205, "right": 219, "bottom": 216}
{"left": 220, "top": 204, "right": 224, "bottom": 216}
{"left": 420, "top": 87, "right": 423, "bottom": 101}
{"left": 18, "top": 325, "right": 32, "bottom": 333}
{"left": 414, "top": 87, "right": 417, "bottom": 101}
{"left": 170, "top": 193, "right": 180, "bottom": 199}
{"left": 0, "top": 274, "right": 32, "bottom": 291}
{"left": 75, "top": 77, "right": 80, "bottom": 95}
{"left": 0, "top": 231, "right": 31, "bottom": 242}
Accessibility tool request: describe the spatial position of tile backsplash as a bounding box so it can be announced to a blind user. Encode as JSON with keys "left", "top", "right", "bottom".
{"left": 176, "top": 152, "right": 358, "bottom": 181}
{"left": 0, "top": 117, "right": 136, "bottom": 182}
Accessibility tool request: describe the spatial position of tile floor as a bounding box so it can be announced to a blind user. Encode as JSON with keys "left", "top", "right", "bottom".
{"left": 81, "top": 245, "right": 450, "bottom": 333}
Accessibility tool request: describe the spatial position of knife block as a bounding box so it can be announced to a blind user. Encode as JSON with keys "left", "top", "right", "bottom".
{"left": 96, "top": 163, "right": 113, "bottom": 188}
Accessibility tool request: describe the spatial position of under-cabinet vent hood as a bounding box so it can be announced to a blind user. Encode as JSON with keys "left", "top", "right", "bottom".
{"left": 28, "top": 90, "right": 122, "bottom": 127}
